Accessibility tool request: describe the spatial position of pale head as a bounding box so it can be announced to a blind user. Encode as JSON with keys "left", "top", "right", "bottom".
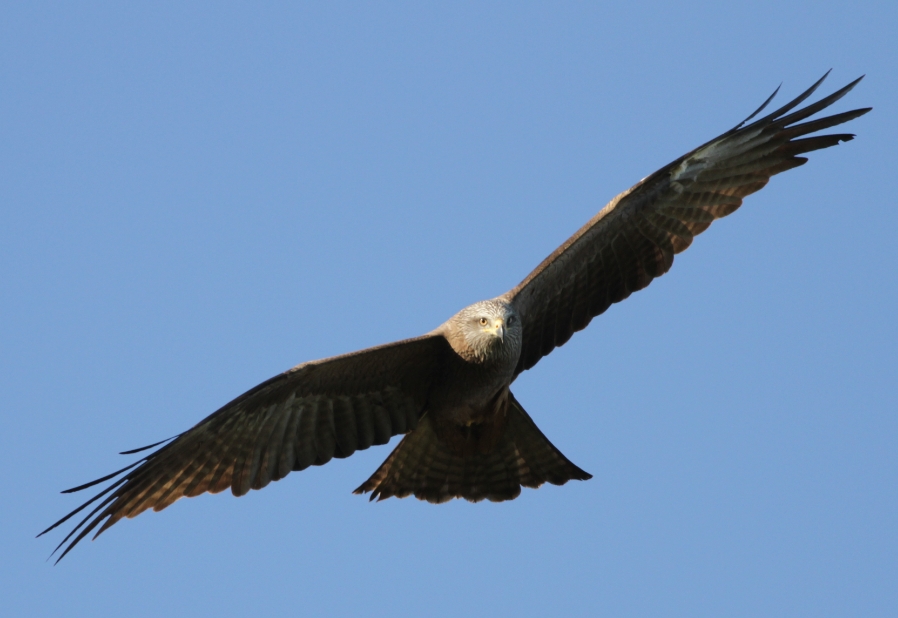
{"left": 444, "top": 298, "right": 522, "bottom": 364}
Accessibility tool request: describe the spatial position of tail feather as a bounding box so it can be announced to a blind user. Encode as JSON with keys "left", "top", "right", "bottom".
{"left": 354, "top": 392, "right": 590, "bottom": 503}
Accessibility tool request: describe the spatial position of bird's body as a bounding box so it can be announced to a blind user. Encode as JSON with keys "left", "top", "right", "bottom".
{"left": 353, "top": 298, "right": 589, "bottom": 504}
{"left": 431, "top": 300, "right": 522, "bottom": 422}
{"left": 42, "top": 72, "right": 870, "bottom": 562}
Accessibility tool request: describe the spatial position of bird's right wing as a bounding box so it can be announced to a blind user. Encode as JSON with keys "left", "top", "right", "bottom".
{"left": 40, "top": 333, "right": 451, "bottom": 561}
{"left": 504, "top": 73, "right": 870, "bottom": 375}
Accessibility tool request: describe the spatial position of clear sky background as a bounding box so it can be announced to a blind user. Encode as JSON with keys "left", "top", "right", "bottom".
{"left": 2, "top": 3, "right": 895, "bottom": 617}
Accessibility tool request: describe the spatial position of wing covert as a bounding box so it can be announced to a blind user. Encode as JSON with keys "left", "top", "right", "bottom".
{"left": 40, "top": 334, "right": 450, "bottom": 562}
{"left": 504, "top": 73, "right": 870, "bottom": 375}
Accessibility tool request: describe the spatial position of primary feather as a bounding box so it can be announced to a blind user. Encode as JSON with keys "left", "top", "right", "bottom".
{"left": 41, "top": 72, "right": 869, "bottom": 562}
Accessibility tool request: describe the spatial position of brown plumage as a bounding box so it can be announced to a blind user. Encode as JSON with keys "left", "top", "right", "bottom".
{"left": 41, "top": 72, "right": 870, "bottom": 562}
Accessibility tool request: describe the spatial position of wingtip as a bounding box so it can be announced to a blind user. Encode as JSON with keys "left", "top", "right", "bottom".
{"left": 839, "top": 74, "right": 866, "bottom": 95}
{"left": 736, "top": 82, "right": 781, "bottom": 128}
{"left": 119, "top": 435, "right": 177, "bottom": 455}
{"left": 60, "top": 460, "right": 142, "bottom": 493}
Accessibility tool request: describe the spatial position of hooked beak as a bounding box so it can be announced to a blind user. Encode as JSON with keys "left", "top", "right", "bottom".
{"left": 492, "top": 318, "right": 505, "bottom": 342}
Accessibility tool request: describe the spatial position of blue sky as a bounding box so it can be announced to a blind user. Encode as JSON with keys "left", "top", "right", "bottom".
{"left": 2, "top": 3, "right": 895, "bottom": 617}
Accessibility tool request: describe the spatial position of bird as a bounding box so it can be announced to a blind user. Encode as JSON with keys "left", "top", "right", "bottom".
{"left": 41, "top": 72, "right": 870, "bottom": 562}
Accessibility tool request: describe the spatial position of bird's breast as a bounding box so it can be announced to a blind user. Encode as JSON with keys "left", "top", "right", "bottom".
{"left": 427, "top": 350, "right": 516, "bottom": 425}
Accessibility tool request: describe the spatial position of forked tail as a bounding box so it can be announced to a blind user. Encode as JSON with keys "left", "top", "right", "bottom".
{"left": 354, "top": 392, "right": 591, "bottom": 503}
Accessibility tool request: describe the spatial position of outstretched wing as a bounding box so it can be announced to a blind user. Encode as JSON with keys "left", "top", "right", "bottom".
{"left": 40, "top": 334, "right": 450, "bottom": 562}
{"left": 504, "top": 72, "right": 870, "bottom": 375}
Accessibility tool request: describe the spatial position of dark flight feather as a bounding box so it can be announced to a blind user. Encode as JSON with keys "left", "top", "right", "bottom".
{"left": 42, "top": 73, "right": 868, "bottom": 563}
{"left": 40, "top": 335, "right": 449, "bottom": 562}
{"left": 505, "top": 74, "right": 870, "bottom": 374}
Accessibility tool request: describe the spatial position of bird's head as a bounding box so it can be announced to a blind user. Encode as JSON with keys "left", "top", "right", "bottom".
{"left": 446, "top": 298, "right": 522, "bottom": 363}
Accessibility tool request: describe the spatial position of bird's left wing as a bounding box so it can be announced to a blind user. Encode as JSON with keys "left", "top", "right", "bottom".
{"left": 40, "top": 333, "right": 451, "bottom": 562}
{"left": 503, "top": 73, "right": 870, "bottom": 375}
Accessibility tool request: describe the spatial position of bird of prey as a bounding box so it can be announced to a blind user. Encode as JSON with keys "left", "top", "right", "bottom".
{"left": 41, "top": 72, "right": 869, "bottom": 562}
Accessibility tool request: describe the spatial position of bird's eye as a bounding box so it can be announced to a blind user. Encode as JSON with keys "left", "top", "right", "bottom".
{"left": 479, "top": 317, "right": 488, "bottom": 326}
{"left": 507, "top": 316, "right": 516, "bottom": 326}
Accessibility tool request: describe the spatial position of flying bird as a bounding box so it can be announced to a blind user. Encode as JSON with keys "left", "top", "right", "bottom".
{"left": 41, "top": 72, "right": 870, "bottom": 562}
